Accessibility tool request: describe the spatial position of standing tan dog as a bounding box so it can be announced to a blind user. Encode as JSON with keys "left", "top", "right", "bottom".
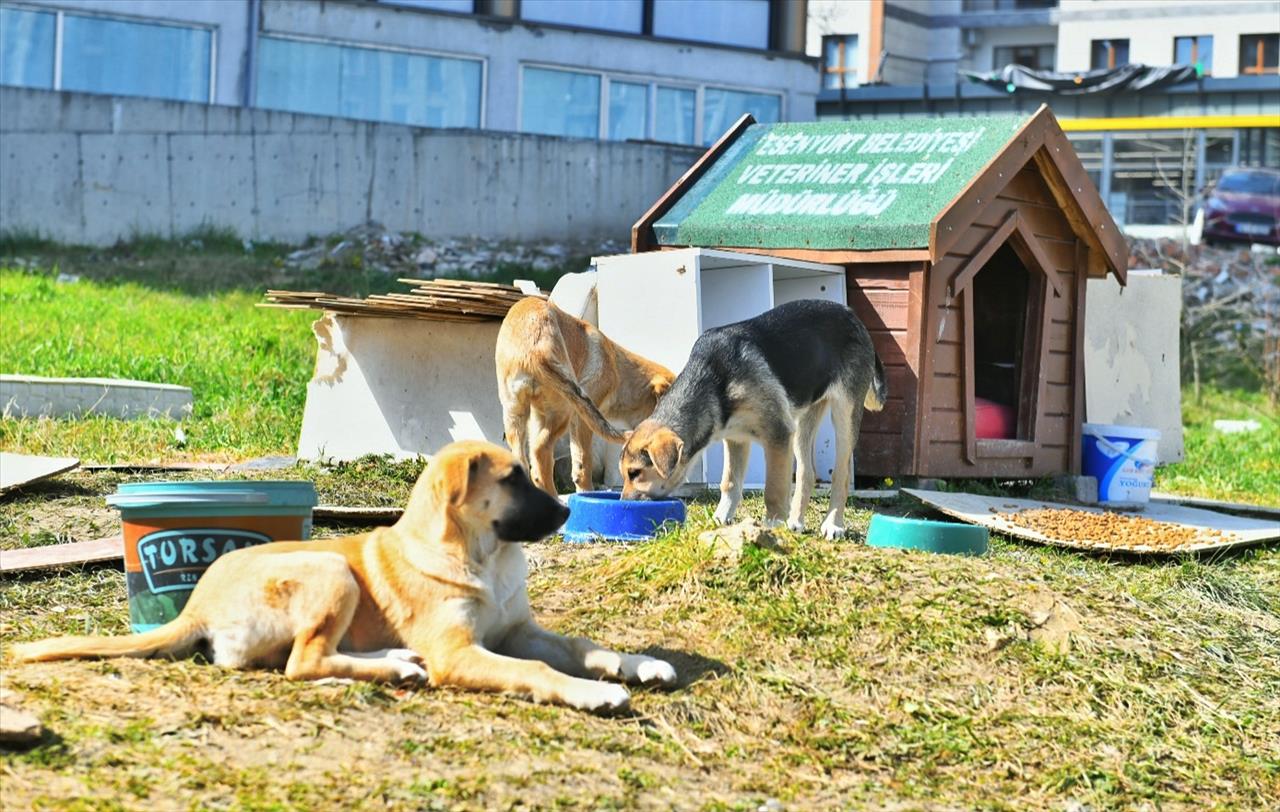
{"left": 496, "top": 297, "right": 674, "bottom": 495}
{"left": 12, "top": 441, "right": 676, "bottom": 713}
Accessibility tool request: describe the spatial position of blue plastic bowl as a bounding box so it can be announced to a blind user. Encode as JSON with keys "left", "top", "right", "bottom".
{"left": 866, "top": 514, "right": 989, "bottom": 556}
{"left": 562, "top": 491, "right": 686, "bottom": 542}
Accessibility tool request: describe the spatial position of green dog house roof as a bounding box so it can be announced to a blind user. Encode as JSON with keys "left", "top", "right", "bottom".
{"left": 634, "top": 105, "right": 1126, "bottom": 283}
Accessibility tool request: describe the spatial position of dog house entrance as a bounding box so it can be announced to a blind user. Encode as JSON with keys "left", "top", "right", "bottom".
{"left": 971, "top": 243, "right": 1043, "bottom": 441}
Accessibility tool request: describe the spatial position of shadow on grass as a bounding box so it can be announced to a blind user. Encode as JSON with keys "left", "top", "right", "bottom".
{"left": 639, "top": 646, "right": 731, "bottom": 690}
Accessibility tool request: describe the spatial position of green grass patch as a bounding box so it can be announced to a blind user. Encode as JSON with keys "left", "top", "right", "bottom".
{"left": 1159, "top": 388, "right": 1279, "bottom": 505}
{"left": 0, "top": 269, "right": 314, "bottom": 460}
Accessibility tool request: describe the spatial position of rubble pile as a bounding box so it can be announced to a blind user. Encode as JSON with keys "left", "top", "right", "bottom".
{"left": 282, "top": 222, "right": 625, "bottom": 277}
{"left": 1128, "top": 237, "right": 1280, "bottom": 395}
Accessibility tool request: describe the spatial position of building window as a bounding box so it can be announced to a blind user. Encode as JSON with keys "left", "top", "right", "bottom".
{"left": 1239, "top": 33, "right": 1279, "bottom": 75}
{"left": 0, "top": 6, "right": 55, "bottom": 89}
{"left": 822, "top": 35, "right": 858, "bottom": 89}
{"left": 608, "top": 80, "right": 648, "bottom": 141}
{"left": 257, "top": 37, "right": 482, "bottom": 128}
{"left": 521, "top": 66, "right": 601, "bottom": 138}
{"left": 1173, "top": 35, "right": 1212, "bottom": 74}
{"left": 652, "top": 0, "right": 769, "bottom": 50}
{"left": 377, "top": 0, "right": 475, "bottom": 10}
{"left": 0, "top": 8, "right": 213, "bottom": 102}
{"left": 519, "top": 66, "right": 774, "bottom": 145}
{"left": 656, "top": 85, "right": 695, "bottom": 145}
{"left": 522, "top": 0, "right": 643, "bottom": 33}
{"left": 703, "top": 87, "right": 780, "bottom": 145}
{"left": 1090, "top": 38, "right": 1129, "bottom": 70}
{"left": 62, "top": 14, "right": 212, "bottom": 102}
{"left": 992, "top": 44, "right": 1055, "bottom": 71}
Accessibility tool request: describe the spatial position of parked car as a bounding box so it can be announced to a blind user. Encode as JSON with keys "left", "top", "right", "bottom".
{"left": 1195, "top": 167, "right": 1280, "bottom": 247}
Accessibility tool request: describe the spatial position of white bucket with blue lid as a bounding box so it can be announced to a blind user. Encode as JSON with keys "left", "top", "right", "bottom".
{"left": 1081, "top": 423, "right": 1160, "bottom": 505}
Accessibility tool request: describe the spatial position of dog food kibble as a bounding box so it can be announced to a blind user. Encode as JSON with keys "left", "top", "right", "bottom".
{"left": 995, "top": 508, "right": 1229, "bottom": 552}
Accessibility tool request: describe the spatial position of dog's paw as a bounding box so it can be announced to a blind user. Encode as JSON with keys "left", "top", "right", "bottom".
{"left": 389, "top": 659, "right": 428, "bottom": 685}
{"left": 569, "top": 682, "right": 631, "bottom": 714}
{"left": 819, "top": 517, "right": 847, "bottom": 540}
{"left": 712, "top": 501, "right": 737, "bottom": 526}
{"left": 635, "top": 658, "right": 677, "bottom": 687}
{"left": 786, "top": 519, "right": 806, "bottom": 533}
{"left": 383, "top": 648, "right": 424, "bottom": 666}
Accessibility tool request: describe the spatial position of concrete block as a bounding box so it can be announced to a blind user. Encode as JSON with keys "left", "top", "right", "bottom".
{"left": 0, "top": 375, "right": 191, "bottom": 420}
{"left": 0, "top": 133, "right": 82, "bottom": 242}
{"left": 169, "top": 134, "right": 257, "bottom": 236}
{"left": 81, "top": 133, "right": 173, "bottom": 240}
{"left": 1052, "top": 474, "right": 1098, "bottom": 504}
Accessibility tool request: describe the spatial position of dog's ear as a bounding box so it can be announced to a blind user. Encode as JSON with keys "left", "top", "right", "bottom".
{"left": 650, "top": 375, "right": 672, "bottom": 400}
{"left": 649, "top": 429, "right": 684, "bottom": 479}
{"left": 434, "top": 453, "right": 480, "bottom": 507}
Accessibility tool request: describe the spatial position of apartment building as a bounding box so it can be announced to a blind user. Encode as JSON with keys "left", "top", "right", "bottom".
{"left": 0, "top": 0, "right": 818, "bottom": 147}
{"left": 807, "top": 0, "right": 1280, "bottom": 227}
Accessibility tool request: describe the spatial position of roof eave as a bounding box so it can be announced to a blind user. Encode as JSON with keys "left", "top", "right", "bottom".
{"left": 930, "top": 104, "right": 1128, "bottom": 284}
{"left": 631, "top": 114, "right": 756, "bottom": 253}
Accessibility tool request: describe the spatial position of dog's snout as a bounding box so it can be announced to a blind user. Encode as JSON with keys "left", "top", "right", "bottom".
{"left": 554, "top": 501, "right": 570, "bottom": 525}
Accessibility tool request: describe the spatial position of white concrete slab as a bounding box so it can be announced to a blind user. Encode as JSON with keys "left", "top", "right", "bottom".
{"left": 1085, "top": 273, "right": 1184, "bottom": 463}
{"left": 0, "top": 453, "right": 80, "bottom": 493}
{"left": 296, "top": 313, "right": 505, "bottom": 462}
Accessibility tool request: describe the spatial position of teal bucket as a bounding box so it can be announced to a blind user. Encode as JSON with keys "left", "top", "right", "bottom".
{"left": 108, "top": 481, "right": 317, "bottom": 632}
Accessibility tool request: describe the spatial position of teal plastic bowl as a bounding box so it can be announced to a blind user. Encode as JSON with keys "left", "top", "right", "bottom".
{"left": 866, "top": 514, "right": 988, "bottom": 556}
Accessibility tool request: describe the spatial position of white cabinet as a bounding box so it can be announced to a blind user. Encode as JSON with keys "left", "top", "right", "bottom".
{"left": 595, "top": 248, "right": 848, "bottom": 490}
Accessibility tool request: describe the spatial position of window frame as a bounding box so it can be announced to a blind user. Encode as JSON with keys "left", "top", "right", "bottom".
{"left": 821, "top": 34, "right": 859, "bottom": 89}
{"left": 254, "top": 31, "right": 488, "bottom": 129}
{"left": 1, "top": 1, "right": 217, "bottom": 101}
{"left": 1239, "top": 33, "right": 1280, "bottom": 75}
{"left": 517, "top": 61, "right": 782, "bottom": 146}
{"left": 1172, "top": 34, "right": 1212, "bottom": 73}
{"left": 992, "top": 43, "right": 1055, "bottom": 71}
{"left": 1090, "top": 38, "right": 1129, "bottom": 71}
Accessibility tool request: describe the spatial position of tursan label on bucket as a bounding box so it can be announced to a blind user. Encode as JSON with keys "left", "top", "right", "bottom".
{"left": 108, "top": 481, "right": 317, "bottom": 632}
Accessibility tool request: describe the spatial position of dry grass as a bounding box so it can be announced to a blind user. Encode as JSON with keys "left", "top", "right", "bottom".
{"left": 3, "top": 478, "right": 1278, "bottom": 811}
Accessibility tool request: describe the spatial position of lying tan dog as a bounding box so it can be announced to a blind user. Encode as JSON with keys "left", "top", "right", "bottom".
{"left": 12, "top": 440, "right": 676, "bottom": 713}
{"left": 497, "top": 297, "right": 674, "bottom": 494}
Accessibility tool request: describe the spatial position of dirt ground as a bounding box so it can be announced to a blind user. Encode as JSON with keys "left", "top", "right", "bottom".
{"left": 2, "top": 472, "right": 1278, "bottom": 810}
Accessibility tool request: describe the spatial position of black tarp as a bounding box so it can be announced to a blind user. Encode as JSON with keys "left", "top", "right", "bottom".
{"left": 960, "top": 63, "right": 1200, "bottom": 95}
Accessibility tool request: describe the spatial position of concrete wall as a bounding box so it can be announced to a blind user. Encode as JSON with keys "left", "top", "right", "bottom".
{"left": 0, "top": 86, "right": 701, "bottom": 245}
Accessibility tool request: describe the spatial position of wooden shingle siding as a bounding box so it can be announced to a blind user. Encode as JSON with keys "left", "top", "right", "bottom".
{"left": 845, "top": 262, "right": 921, "bottom": 475}
{"left": 919, "top": 163, "right": 1083, "bottom": 478}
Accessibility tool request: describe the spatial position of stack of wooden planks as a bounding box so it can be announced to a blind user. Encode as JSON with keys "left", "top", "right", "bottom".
{"left": 260, "top": 279, "right": 542, "bottom": 322}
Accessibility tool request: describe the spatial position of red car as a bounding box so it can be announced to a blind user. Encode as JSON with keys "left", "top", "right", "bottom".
{"left": 1198, "top": 167, "right": 1280, "bottom": 247}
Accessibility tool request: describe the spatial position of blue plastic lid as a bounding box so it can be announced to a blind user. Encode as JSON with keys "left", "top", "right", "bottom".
{"left": 107, "top": 480, "right": 318, "bottom": 511}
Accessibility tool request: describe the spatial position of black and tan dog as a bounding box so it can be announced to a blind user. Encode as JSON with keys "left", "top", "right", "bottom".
{"left": 620, "top": 300, "right": 886, "bottom": 540}
{"left": 12, "top": 441, "right": 675, "bottom": 713}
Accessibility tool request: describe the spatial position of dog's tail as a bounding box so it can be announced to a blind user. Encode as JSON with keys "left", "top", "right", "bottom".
{"left": 9, "top": 616, "right": 205, "bottom": 663}
{"left": 542, "top": 362, "right": 626, "bottom": 442}
{"left": 864, "top": 354, "right": 888, "bottom": 412}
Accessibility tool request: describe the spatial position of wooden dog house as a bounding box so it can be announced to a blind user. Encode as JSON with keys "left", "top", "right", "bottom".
{"left": 631, "top": 105, "right": 1127, "bottom": 478}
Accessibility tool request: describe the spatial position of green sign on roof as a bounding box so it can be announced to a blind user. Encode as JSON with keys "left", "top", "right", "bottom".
{"left": 653, "top": 114, "right": 1029, "bottom": 251}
